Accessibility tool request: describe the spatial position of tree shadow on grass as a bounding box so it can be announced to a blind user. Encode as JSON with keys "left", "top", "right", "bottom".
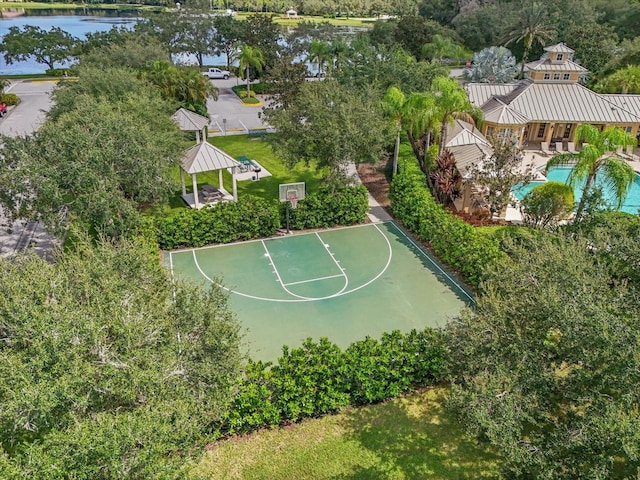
{"left": 331, "top": 388, "right": 501, "bottom": 480}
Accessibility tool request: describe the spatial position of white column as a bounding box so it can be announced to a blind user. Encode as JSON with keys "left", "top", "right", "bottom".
{"left": 180, "top": 169, "right": 186, "bottom": 196}
{"left": 232, "top": 169, "right": 238, "bottom": 201}
{"left": 218, "top": 169, "right": 223, "bottom": 189}
{"left": 191, "top": 173, "right": 199, "bottom": 209}
{"left": 195, "top": 130, "right": 200, "bottom": 143}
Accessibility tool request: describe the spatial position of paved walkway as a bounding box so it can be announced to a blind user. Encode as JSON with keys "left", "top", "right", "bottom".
{"left": 346, "top": 161, "right": 393, "bottom": 223}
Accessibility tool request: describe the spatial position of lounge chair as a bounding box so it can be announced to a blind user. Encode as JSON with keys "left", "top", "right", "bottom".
{"left": 540, "top": 142, "right": 553, "bottom": 156}
{"left": 626, "top": 145, "right": 638, "bottom": 161}
{"left": 567, "top": 142, "right": 578, "bottom": 154}
{"left": 555, "top": 142, "right": 565, "bottom": 153}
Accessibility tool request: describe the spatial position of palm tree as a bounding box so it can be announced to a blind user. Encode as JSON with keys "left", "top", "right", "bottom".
{"left": 595, "top": 65, "right": 640, "bottom": 94}
{"left": 421, "top": 34, "right": 469, "bottom": 63}
{"left": 504, "top": 1, "right": 555, "bottom": 79}
{"left": 307, "top": 40, "right": 331, "bottom": 77}
{"left": 432, "top": 76, "right": 482, "bottom": 158}
{"left": 546, "top": 125, "right": 637, "bottom": 219}
{"left": 381, "top": 87, "right": 405, "bottom": 177}
{"left": 238, "top": 45, "right": 264, "bottom": 95}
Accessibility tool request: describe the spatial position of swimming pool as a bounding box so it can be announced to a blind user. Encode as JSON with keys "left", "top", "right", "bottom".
{"left": 513, "top": 167, "right": 640, "bottom": 215}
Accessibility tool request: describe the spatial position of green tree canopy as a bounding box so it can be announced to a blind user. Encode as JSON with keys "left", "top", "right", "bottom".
{"left": 0, "top": 91, "right": 183, "bottom": 238}
{"left": 447, "top": 234, "right": 640, "bottom": 478}
{"left": 0, "top": 25, "right": 76, "bottom": 70}
{"left": 0, "top": 236, "right": 244, "bottom": 477}
{"left": 265, "top": 79, "right": 393, "bottom": 180}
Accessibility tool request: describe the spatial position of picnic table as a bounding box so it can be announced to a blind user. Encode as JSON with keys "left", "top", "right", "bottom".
{"left": 237, "top": 155, "right": 261, "bottom": 173}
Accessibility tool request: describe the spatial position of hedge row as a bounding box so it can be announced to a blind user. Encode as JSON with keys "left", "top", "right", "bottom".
{"left": 155, "top": 195, "right": 280, "bottom": 250}
{"left": 223, "top": 329, "right": 447, "bottom": 435}
{"left": 389, "top": 169, "right": 503, "bottom": 289}
{"left": 284, "top": 185, "right": 369, "bottom": 230}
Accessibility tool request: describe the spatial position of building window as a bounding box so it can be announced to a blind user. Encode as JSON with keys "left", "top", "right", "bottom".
{"left": 537, "top": 123, "right": 546, "bottom": 138}
{"left": 544, "top": 73, "right": 550, "bottom": 80}
{"left": 626, "top": 126, "right": 633, "bottom": 134}
{"left": 499, "top": 128, "right": 512, "bottom": 139}
{"left": 563, "top": 124, "right": 572, "bottom": 139}
{"left": 553, "top": 73, "right": 560, "bottom": 80}
{"left": 563, "top": 73, "right": 570, "bottom": 80}
{"left": 557, "top": 53, "right": 564, "bottom": 61}
{"left": 486, "top": 126, "right": 495, "bottom": 137}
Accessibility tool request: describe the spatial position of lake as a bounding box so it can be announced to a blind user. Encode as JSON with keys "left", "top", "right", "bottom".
{"left": 0, "top": 12, "right": 344, "bottom": 75}
{"left": 0, "top": 13, "right": 236, "bottom": 74}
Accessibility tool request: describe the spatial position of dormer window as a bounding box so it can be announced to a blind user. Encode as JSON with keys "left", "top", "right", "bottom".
{"left": 557, "top": 53, "right": 564, "bottom": 61}
{"left": 553, "top": 73, "right": 560, "bottom": 80}
{"left": 563, "top": 73, "right": 570, "bottom": 80}
{"left": 544, "top": 73, "right": 551, "bottom": 80}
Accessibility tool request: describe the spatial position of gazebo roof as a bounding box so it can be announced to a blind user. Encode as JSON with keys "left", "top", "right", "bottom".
{"left": 181, "top": 141, "right": 241, "bottom": 174}
{"left": 172, "top": 108, "right": 209, "bottom": 132}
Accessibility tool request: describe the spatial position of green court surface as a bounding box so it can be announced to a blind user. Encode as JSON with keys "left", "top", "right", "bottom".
{"left": 168, "top": 222, "right": 473, "bottom": 362}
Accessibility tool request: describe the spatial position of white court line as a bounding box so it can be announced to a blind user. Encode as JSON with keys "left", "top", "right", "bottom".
{"left": 169, "top": 222, "right": 383, "bottom": 254}
{"left": 168, "top": 251, "right": 176, "bottom": 299}
{"left": 315, "top": 232, "right": 348, "bottom": 295}
{"left": 386, "top": 222, "right": 475, "bottom": 304}
{"left": 284, "top": 273, "right": 344, "bottom": 286}
{"left": 239, "top": 120, "right": 247, "bottom": 131}
{"left": 260, "top": 240, "right": 313, "bottom": 300}
{"left": 190, "top": 223, "right": 393, "bottom": 303}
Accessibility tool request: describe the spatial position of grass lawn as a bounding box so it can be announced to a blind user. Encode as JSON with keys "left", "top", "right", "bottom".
{"left": 156, "top": 135, "right": 322, "bottom": 214}
{"left": 192, "top": 387, "right": 501, "bottom": 480}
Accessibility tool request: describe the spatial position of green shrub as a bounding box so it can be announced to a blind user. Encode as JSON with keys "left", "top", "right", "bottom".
{"left": 284, "top": 185, "right": 369, "bottom": 230}
{"left": 389, "top": 169, "right": 504, "bottom": 289}
{"left": 45, "top": 68, "right": 68, "bottom": 77}
{"left": 155, "top": 195, "right": 280, "bottom": 249}
{"left": 521, "top": 181, "right": 575, "bottom": 229}
{"left": 0, "top": 93, "right": 19, "bottom": 106}
{"left": 223, "top": 329, "right": 447, "bottom": 435}
{"left": 241, "top": 97, "right": 261, "bottom": 105}
{"left": 232, "top": 82, "right": 273, "bottom": 96}
{"left": 238, "top": 90, "right": 256, "bottom": 99}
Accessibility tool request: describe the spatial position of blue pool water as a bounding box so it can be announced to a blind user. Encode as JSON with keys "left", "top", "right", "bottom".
{"left": 513, "top": 167, "right": 640, "bottom": 215}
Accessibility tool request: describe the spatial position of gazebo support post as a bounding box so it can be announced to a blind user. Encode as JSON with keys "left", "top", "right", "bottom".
{"left": 180, "top": 169, "right": 186, "bottom": 196}
{"left": 232, "top": 171, "right": 237, "bottom": 201}
{"left": 195, "top": 130, "right": 200, "bottom": 143}
{"left": 218, "top": 169, "right": 223, "bottom": 190}
{"left": 191, "top": 173, "right": 200, "bottom": 209}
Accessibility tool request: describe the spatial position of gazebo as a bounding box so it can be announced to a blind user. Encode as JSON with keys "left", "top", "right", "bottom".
{"left": 172, "top": 108, "right": 210, "bottom": 143}
{"left": 180, "top": 141, "right": 242, "bottom": 209}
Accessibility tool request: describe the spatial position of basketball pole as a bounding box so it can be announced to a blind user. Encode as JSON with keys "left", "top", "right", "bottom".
{"left": 286, "top": 202, "right": 290, "bottom": 234}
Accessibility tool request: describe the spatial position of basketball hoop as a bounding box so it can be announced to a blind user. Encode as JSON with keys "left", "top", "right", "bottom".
{"left": 289, "top": 195, "right": 298, "bottom": 209}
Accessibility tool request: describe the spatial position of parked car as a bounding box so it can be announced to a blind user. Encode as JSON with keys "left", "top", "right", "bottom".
{"left": 202, "top": 67, "right": 231, "bottom": 80}
{"left": 0, "top": 103, "right": 7, "bottom": 117}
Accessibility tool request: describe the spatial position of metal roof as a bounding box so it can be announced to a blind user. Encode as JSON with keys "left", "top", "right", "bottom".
{"left": 524, "top": 59, "right": 587, "bottom": 72}
{"left": 172, "top": 108, "right": 209, "bottom": 132}
{"left": 465, "top": 83, "right": 518, "bottom": 109}
{"left": 181, "top": 141, "right": 241, "bottom": 174}
{"left": 447, "top": 144, "right": 492, "bottom": 177}
{"left": 600, "top": 94, "right": 640, "bottom": 118}
{"left": 483, "top": 99, "right": 529, "bottom": 125}
{"left": 466, "top": 82, "right": 640, "bottom": 124}
{"left": 446, "top": 119, "right": 492, "bottom": 148}
{"left": 544, "top": 43, "right": 575, "bottom": 53}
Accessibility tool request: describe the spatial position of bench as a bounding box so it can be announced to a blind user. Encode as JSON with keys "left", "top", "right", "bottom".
{"left": 248, "top": 128, "right": 269, "bottom": 139}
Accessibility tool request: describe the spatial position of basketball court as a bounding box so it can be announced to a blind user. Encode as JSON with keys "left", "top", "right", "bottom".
{"left": 167, "top": 221, "right": 473, "bottom": 361}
